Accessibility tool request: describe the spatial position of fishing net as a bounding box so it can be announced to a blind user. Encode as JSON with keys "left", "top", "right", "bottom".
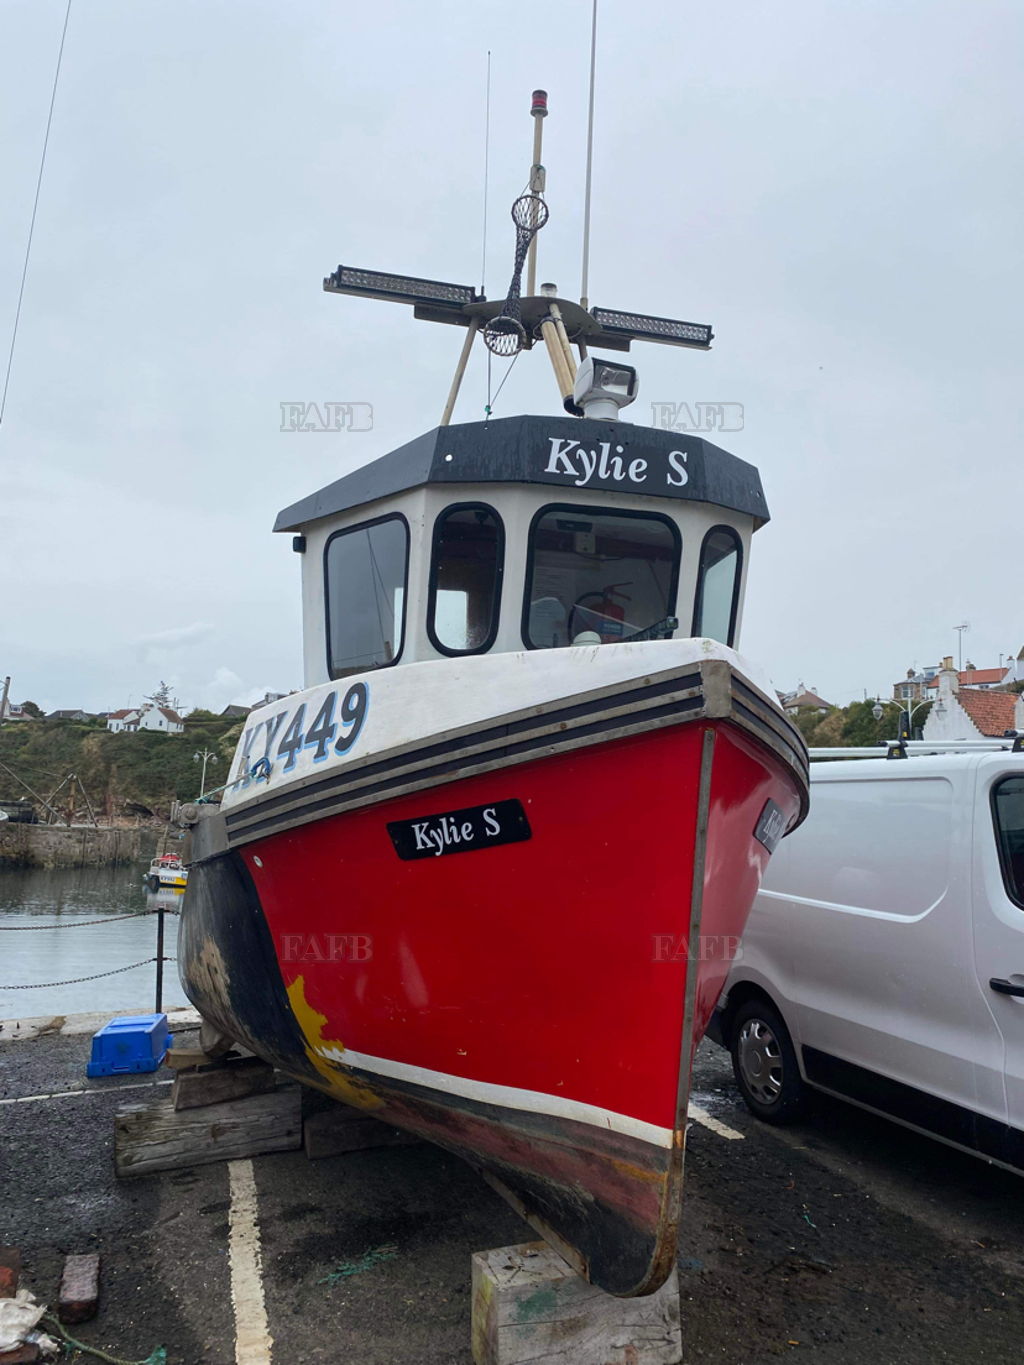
{"left": 483, "top": 193, "right": 549, "bottom": 357}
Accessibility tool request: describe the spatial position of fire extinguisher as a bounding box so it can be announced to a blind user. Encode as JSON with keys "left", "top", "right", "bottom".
{"left": 596, "top": 583, "right": 631, "bottom": 640}
{"left": 571, "top": 582, "right": 633, "bottom": 642}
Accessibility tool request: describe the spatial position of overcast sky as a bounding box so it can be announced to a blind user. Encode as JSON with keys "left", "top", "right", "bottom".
{"left": 2, "top": 0, "right": 1021, "bottom": 714}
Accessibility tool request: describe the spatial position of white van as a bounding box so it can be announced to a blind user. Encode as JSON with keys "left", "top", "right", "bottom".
{"left": 711, "top": 746, "right": 1024, "bottom": 1171}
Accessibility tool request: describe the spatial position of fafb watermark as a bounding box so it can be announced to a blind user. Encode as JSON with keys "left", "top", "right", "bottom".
{"left": 280, "top": 401, "right": 373, "bottom": 432}
{"left": 280, "top": 933, "right": 373, "bottom": 962}
{"left": 653, "top": 933, "right": 743, "bottom": 962}
{"left": 650, "top": 402, "right": 744, "bottom": 433}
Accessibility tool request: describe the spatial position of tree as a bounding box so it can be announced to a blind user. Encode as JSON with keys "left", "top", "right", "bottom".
{"left": 842, "top": 699, "right": 889, "bottom": 747}
{"left": 20, "top": 700, "right": 43, "bottom": 719}
{"left": 803, "top": 708, "right": 846, "bottom": 747}
{"left": 146, "top": 681, "right": 173, "bottom": 707}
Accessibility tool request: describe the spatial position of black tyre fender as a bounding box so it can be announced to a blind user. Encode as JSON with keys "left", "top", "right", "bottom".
{"left": 729, "top": 996, "right": 806, "bottom": 1124}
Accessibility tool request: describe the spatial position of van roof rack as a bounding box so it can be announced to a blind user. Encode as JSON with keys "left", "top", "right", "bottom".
{"left": 809, "top": 734, "right": 1024, "bottom": 761}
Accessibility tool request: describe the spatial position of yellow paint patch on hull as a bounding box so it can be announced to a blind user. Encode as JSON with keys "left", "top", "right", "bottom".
{"left": 285, "top": 975, "right": 384, "bottom": 1111}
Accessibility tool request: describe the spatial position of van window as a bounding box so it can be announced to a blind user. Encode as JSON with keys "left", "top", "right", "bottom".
{"left": 692, "top": 526, "right": 742, "bottom": 646}
{"left": 428, "top": 504, "right": 504, "bottom": 654}
{"left": 993, "top": 776, "right": 1024, "bottom": 909}
{"left": 523, "top": 506, "right": 680, "bottom": 649}
{"left": 324, "top": 515, "right": 409, "bottom": 678}
{"left": 763, "top": 777, "right": 953, "bottom": 918}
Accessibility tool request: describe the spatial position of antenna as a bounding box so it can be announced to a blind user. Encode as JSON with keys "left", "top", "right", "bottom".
{"left": 2, "top": 0, "right": 73, "bottom": 426}
{"left": 954, "top": 621, "right": 970, "bottom": 672}
{"left": 480, "top": 51, "right": 491, "bottom": 296}
{"left": 580, "top": 0, "right": 598, "bottom": 313}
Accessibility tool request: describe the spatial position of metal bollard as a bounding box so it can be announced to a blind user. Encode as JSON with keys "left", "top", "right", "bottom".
{"left": 155, "top": 901, "right": 164, "bottom": 1013}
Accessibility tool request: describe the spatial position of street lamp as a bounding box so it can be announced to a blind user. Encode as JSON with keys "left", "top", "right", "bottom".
{"left": 193, "top": 748, "right": 217, "bottom": 797}
{"left": 872, "top": 694, "right": 928, "bottom": 740}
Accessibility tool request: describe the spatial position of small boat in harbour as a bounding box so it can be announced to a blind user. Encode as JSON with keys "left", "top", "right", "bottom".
{"left": 178, "top": 89, "right": 809, "bottom": 1297}
{"left": 145, "top": 853, "right": 188, "bottom": 891}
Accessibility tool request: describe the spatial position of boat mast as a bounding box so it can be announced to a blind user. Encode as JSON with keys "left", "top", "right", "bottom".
{"left": 525, "top": 90, "right": 548, "bottom": 300}
{"left": 322, "top": 75, "right": 715, "bottom": 426}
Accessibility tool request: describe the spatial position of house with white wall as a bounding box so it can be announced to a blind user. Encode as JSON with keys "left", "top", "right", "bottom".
{"left": 138, "top": 705, "right": 184, "bottom": 734}
{"left": 107, "top": 708, "right": 141, "bottom": 733}
{"left": 778, "top": 685, "right": 833, "bottom": 717}
{"left": 107, "top": 704, "right": 184, "bottom": 735}
{"left": 1001, "top": 646, "right": 1024, "bottom": 688}
{"left": 921, "top": 663, "right": 1024, "bottom": 743}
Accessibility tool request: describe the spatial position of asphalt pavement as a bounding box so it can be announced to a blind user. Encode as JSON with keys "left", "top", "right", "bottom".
{"left": 1, "top": 1024, "right": 1022, "bottom": 1364}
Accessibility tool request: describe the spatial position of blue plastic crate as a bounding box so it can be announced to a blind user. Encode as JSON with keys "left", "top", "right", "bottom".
{"left": 86, "top": 1013, "right": 171, "bottom": 1077}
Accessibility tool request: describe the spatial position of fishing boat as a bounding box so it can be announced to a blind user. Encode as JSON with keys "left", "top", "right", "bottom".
{"left": 145, "top": 852, "right": 188, "bottom": 891}
{"left": 178, "top": 90, "right": 809, "bottom": 1297}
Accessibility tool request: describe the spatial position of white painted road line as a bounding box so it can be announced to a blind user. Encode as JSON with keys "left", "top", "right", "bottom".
{"left": 0, "top": 1079, "right": 173, "bottom": 1106}
{"left": 228, "top": 1158, "right": 273, "bottom": 1365}
{"left": 688, "top": 1103, "right": 745, "bottom": 1140}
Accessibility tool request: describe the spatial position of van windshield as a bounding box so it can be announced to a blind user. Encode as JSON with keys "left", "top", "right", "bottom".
{"left": 993, "top": 776, "right": 1024, "bottom": 909}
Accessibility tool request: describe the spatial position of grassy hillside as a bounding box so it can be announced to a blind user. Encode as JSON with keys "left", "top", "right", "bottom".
{"left": 0, "top": 713, "right": 245, "bottom": 818}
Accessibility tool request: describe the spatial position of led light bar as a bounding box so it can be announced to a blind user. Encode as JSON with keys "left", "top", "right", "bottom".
{"left": 591, "top": 306, "right": 713, "bottom": 349}
{"left": 325, "top": 266, "right": 480, "bottom": 309}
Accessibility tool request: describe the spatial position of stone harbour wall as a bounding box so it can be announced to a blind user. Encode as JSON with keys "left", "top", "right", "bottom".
{"left": 0, "top": 823, "right": 147, "bottom": 870}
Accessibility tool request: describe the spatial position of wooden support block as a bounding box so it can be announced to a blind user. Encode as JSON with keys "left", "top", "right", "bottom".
{"left": 164, "top": 1046, "right": 222, "bottom": 1071}
{"left": 115, "top": 1084, "right": 301, "bottom": 1178}
{"left": 0, "top": 1247, "right": 19, "bottom": 1299}
{"left": 303, "top": 1105, "right": 420, "bottom": 1159}
{"left": 172, "top": 1056, "right": 275, "bottom": 1111}
{"left": 58, "top": 1252, "right": 100, "bottom": 1324}
{"left": 471, "top": 1242, "right": 682, "bottom": 1365}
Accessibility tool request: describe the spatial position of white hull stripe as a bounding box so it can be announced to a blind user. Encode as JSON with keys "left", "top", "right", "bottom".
{"left": 315, "top": 1044, "right": 676, "bottom": 1148}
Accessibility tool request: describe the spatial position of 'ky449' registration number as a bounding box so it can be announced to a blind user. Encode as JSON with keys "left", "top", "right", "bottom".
{"left": 234, "top": 682, "right": 370, "bottom": 788}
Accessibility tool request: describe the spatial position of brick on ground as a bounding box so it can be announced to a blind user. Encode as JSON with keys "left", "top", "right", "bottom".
{"left": 0, "top": 1247, "right": 19, "bottom": 1299}
{"left": 0, "top": 1345, "right": 41, "bottom": 1364}
{"left": 58, "top": 1252, "right": 100, "bottom": 1324}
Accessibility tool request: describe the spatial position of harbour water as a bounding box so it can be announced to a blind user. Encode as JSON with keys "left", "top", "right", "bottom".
{"left": 0, "top": 864, "right": 186, "bottom": 1019}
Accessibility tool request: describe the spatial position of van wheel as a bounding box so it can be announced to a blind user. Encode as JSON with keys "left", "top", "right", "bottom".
{"left": 729, "top": 998, "right": 805, "bottom": 1123}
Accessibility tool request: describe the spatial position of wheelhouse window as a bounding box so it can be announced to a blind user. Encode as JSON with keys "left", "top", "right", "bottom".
{"left": 428, "top": 504, "right": 504, "bottom": 655}
{"left": 324, "top": 515, "right": 408, "bottom": 678}
{"left": 524, "top": 506, "right": 680, "bottom": 649}
{"left": 692, "top": 526, "right": 742, "bottom": 646}
{"left": 993, "top": 776, "right": 1024, "bottom": 910}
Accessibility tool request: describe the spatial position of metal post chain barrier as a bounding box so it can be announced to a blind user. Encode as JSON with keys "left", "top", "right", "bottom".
{"left": 0, "top": 907, "right": 179, "bottom": 929}
{"left": 0, "top": 957, "right": 176, "bottom": 990}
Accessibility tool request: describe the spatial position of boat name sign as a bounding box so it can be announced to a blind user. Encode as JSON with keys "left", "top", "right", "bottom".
{"left": 387, "top": 799, "right": 531, "bottom": 860}
{"left": 544, "top": 438, "right": 689, "bottom": 490}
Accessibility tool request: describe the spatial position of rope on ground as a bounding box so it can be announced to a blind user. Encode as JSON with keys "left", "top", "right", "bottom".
{"left": 42, "top": 1311, "right": 166, "bottom": 1365}
{"left": 0, "top": 956, "right": 175, "bottom": 989}
{"left": 0, "top": 908, "right": 178, "bottom": 930}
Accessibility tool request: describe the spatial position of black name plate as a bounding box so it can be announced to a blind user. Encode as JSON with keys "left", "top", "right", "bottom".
{"left": 387, "top": 799, "right": 531, "bottom": 861}
{"left": 754, "top": 798, "right": 786, "bottom": 854}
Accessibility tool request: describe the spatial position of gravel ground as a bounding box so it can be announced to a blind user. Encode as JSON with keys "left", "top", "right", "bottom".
{"left": 1, "top": 1028, "right": 1022, "bottom": 1363}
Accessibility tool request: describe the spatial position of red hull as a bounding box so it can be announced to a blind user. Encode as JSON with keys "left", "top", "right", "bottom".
{"left": 181, "top": 714, "right": 802, "bottom": 1293}
{"left": 245, "top": 723, "right": 794, "bottom": 1132}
